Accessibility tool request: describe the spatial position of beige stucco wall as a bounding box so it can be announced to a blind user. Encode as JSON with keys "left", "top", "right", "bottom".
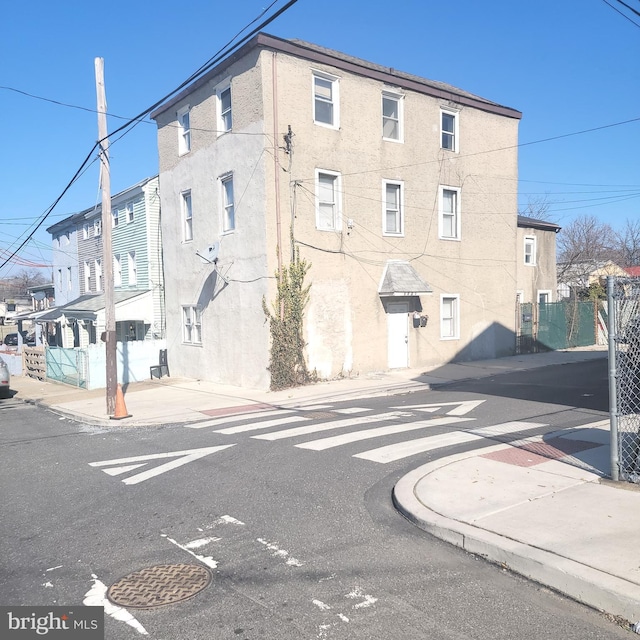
{"left": 516, "top": 226, "right": 558, "bottom": 303}
{"left": 263, "top": 49, "right": 520, "bottom": 376}
{"left": 154, "top": 42, "right": 521, "bottom": 387}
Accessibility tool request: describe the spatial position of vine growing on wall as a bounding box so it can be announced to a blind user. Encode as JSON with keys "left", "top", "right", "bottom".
{"left": 262, "top": 249, "right": 314, "bottom": 390}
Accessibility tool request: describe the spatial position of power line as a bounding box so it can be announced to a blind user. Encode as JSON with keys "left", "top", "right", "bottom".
{"left": 600, "top": 0, "right": 640, "bottom": 27}
{"left": 0, "top": 0, "right": 300, "bottom": 275}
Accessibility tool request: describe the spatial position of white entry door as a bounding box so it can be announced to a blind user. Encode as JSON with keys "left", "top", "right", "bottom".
{"left": 387, "top": 302, "right": 409, "bottom": 368}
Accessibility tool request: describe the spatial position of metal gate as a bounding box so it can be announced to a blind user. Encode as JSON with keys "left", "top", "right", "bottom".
{"left": 606, "top": 276, "right": 640, "bottom": 482}
{"left": 46, "top": 347, "right": 88, "bottom": 388}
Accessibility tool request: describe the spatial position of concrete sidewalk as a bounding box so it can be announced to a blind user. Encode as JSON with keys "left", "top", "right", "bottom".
{"left": 6, "top": 345, "right": 609, "bottom": 427}
{"left": 7, "top": 345, "right": 640, "bottom": 627}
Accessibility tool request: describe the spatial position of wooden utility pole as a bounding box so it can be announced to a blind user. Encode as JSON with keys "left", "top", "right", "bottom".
{"left": 95, "top": 57, "right": 117, "bottom": 415}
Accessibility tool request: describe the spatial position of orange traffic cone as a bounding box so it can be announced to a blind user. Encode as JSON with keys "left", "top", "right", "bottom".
{"left": 110, "top": 383, "right": 132, "bottom": 420}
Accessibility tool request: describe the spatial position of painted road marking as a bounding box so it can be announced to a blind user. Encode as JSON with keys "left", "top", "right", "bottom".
{"left": 186, "top": 409, "right": 293, "bottom": 429}
{"left": 296, "top": 416, "right": 474, "bottom": 451}
{"left": 354, "top": 421, "right": 547, "bottom": 463}
{"left": 216, "top": 415, "right": 310, "bottom": 435}
{"left": 89, "top": 445, "right": 235, "bottom": 485}
{"left": 389, "top": 400, "right": 485, "bottom": 416}
{"left": 252, "top": 412, "right": 407, "bottom": 441}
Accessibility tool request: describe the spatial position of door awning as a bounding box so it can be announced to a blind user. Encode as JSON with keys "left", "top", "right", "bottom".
{"left": 378, "top": 261, "right": 433, "bottom": 297}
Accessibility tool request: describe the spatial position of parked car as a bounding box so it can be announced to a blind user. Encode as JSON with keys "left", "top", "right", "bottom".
{"left": 0, "top": 357, "right": 10, "bottom": 398}
{"left": 3, "top": 331, "right": 35, "bottom": 347}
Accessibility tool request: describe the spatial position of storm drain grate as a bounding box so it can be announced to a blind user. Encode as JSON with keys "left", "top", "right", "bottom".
{"left": 107, "top": 563, "right": 212, "bottom": 609}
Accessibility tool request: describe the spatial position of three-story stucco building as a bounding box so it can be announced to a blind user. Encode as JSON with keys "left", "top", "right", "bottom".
{"left": 152, "top": 33, "right": 523, "bottom": 389}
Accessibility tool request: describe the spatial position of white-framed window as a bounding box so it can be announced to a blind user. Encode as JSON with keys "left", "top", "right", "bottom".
{"left": 441, "top": 109, "right": 459, "bottom": 152}
{"left": 94, "top": 219, "right": 102, "bottom": 237}
{"left": 114, "top": 254, "right": 122, "bottom": 287}
{"left": 220, "top": 174, "right": 235, "bottom": 233}
{"left": 382, "top": 91, "right": 403, "bottom": 142}
{"left": 182, "top": 190, "right": 193, "bottom": 242}
{"left": 128, "top": 251, "right": 137, "bottom": 286}
{"left": 439, "top": 186, "right": 461, "bottom": 240}
{"left": 440, "top": 294, "right": 460, "bottom": 340}
{"left": 82, "top": 223, "right": 90, "bottom": 240}
{"left": 524, "top": 235, "right": 537, "bottom": 266}
{"left": 216, "top": 82, "right": 232, "bottom": 135}
{"left": 315, "top": 169, "right": 342, "bottom": 231}
{"left": 182, "top": 305, "right": 202, "bottom": 345}
{"left": 95, "top": 259, "right": 102, "bottom": 292}
{"left": 313, "top": 71, "right": 339, "bottom": 128}
{"left": 126, "top": 202, "right": 134, "bottom": 224}
{"left": 538, "top": 290, "right": 551, "bottom": 305}
{"left": 57, "top": 269, "right": 62, "bottom": 291}
{"left": 382, "top": 180, "right": 404, "bottom": 236}
{"left": 84, "top": 261, "right": 91, "bottom": 292}
{"left": 66, "top": 266, "right": 72, "bottom": 291}
{"left": 177, "top": 105, "right": 191, "bottom": 154}
{"left": 112, "top": 208, "right": 119, "bottom": 228}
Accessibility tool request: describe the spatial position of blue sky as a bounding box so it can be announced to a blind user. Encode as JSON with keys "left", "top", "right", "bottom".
{"left": 1, "top": 0, "right": 638, "bottom": 278}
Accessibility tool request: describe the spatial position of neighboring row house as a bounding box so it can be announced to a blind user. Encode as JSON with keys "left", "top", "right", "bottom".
{"left": 516, "top": 215, "right": 561, "bottom": 305}
{"left": 45, "top": 176, "right": 164, "bottom": 348}
{"left": 151, "top": 33, "right": 532, "bottom": 389}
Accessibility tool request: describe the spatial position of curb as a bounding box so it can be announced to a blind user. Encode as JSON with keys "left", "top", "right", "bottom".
{"left": 392, "top": 448, "right": 640, "bottom": 626}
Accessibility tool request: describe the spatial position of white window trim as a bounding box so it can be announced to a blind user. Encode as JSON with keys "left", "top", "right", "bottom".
{"left": 219, "top": 173, "right": 235, "bottom": 234}
{"left": 177, "top": 105, "right": 191, "bottom": 155}
{"left": 215, "top": 80, "right": 232, "bottom": 136}
{"left": 114, "top": 254, "right": 122, "bottom": 287}
{"left": 538, "top": 290, "right": 552, "bottom": 304}
{"left": 95, "top": 259, "right": 102, "bottom": 292}
{"left": 112, "top": 208, "right": 119, "bottom": 229}
{"left": 182, "top": 305, "right": 202, "bottom": 345}
{"left": 66, "top": 266, "right": 72, "bottom": 291}
{"left": 438, "top": 185, "right": 461, "bottom": 241}
{"left": 315, "top": 169, "right": 342, "bottom": 232}
{"left": 440, "top": 294, "right": 460, "bottom": 340}
{"left": 128, "top": 251, "right": 137, "bottom": 286}
{"left": 182, "top": 190, "right": 193, "bottom": 242}
{"left": 84, "top": 261, "right": 91, "bottom": 293}
{"left": 82, "top": 223, "right": 90, "bottom": 240}
{"left": 94, "top": 219, "right": 102, "bottom": 237}
{"left": 126, "top": 202, "right": 134, "bottom": 224}
{"left": 382, "top": 91, "right": 404, "bottom": 143}
{"left": 441, "top": 108, "right": 459, "bottom": 153}
{"left": 524, "top": 235, "right": 537, "bottom": 266}
{"left": 312, "top": 70, "right": 340, "bottom": 130}
{"left": 382, "top": 180, "right": 404, "bottom": 237}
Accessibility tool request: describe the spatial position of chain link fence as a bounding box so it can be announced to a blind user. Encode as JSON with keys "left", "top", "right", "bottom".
{"left": 607, "top": 276, "right": 640, "bottom": 483}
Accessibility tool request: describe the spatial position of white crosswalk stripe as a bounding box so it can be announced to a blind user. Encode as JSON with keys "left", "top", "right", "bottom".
{"left": 355, "top": 431, "right": 483, "bottom": 463}
{"left": 187, "top": 409, "right": 294, "bottom": 430}
{"left": 296, "top": 416, "right": 474, "bottom": 451}
{"left": 184, "top": 399, "right": 557, "bottom": 467}
{"left": 252, "top": 412, "right": 407, "bottom": 441}
{"left": 355, "top": 421, "right": 547, "bottom": 463}
{"left": 216, "top": 415, "right": 309, "bottom": 435}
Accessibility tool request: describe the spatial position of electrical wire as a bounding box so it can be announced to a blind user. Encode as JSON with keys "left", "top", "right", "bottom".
{"left": 0, "top": 0, "right": 300, "bottom": 275}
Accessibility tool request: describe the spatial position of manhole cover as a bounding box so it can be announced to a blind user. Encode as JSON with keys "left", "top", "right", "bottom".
{"left": 107, "top": 563, "right": 212, "bottom": 609}
{"left": 302, "top": 411, "right": 339, "bottom": 419}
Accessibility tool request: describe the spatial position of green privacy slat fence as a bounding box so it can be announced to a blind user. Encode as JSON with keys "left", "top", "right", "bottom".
{"left": 45, "top": 347, "right": 88, "bottom": 389}
{"left": 517, "top": 301, "right": 596, "bottom": 354}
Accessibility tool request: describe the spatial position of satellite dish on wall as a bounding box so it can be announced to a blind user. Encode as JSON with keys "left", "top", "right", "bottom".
{"left": 196, "top": 242, "right": 220, "bottom": 264}
{"left": 33, "top": 291, "right": 46, "bottom": 301}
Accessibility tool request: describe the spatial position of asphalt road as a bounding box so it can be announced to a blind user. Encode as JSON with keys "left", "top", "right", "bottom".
{"left": 1, "top": 358, "right": 629, "bottom": 639}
